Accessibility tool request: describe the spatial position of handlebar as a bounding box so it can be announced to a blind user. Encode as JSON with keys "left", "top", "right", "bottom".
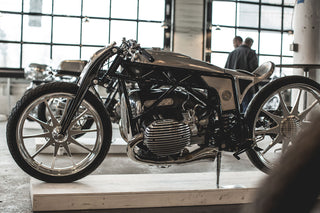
{"left": 120, "top": 38, "right": 155, "bottom": 63}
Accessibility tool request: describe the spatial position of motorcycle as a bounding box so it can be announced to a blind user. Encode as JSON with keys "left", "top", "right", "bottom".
{"left": 6, "top": 39, "right": 320, "bottom": 183}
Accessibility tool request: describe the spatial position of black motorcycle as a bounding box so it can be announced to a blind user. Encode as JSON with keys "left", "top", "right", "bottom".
{"left": 6, "top": 39, "right": 320, "bottom": 183}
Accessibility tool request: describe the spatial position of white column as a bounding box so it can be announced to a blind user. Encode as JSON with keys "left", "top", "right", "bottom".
{"left": 293, "top": 0, "right": 320, "bottom": 82}
{"left": 173, "top": 0, "right": 204, "bottom": 60}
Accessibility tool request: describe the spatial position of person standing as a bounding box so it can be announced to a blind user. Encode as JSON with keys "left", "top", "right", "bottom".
{"left": 225, "top": 37, "right": 258, "bottom": 72}
{"left": 225, "top": 37, "right": 259, "bottom": 112}
{"left": 233, "top": 36, "right": 243, "bottom": 49}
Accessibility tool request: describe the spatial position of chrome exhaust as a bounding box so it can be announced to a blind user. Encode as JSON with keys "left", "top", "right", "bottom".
{"left": 126, "top": 133, "right": 218, "bottom": 165}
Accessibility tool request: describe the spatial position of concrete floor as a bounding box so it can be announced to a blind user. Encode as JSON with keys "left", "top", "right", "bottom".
{"left": 0, "top": 119, "right": 319, "bottom": 213}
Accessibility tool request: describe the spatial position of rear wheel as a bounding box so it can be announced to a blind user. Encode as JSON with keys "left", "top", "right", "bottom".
{"left": 7, "top": 82, "right": 112, "bottom": 182}
{"left": 245, "top": 76, "right": 320, "bottom": 173}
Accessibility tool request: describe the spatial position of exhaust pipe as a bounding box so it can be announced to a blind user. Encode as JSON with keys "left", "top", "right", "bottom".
{"left": 126, "top": 133, "right": 218, "bottom": 165}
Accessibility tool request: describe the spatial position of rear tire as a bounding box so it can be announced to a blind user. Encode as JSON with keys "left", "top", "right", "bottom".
{"left": 7, "top": 82, "right": 112, "bottom": 182}
{"left": 245, "top": 76, "right": 320, "bottom": 173}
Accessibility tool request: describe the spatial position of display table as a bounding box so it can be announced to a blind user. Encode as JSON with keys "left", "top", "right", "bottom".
{"left": 275, "top": 64, "right": 320, "bottom": 77}
{"left": 30, "top": 171, "right": 266, "bottom": 211}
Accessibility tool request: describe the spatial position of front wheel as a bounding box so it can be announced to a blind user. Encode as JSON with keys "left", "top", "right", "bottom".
{"left": 6, "top": 82, "right": 112, "bottom": 182}
{"left": 245, "top": 76, "right": 320, "bottom": 173}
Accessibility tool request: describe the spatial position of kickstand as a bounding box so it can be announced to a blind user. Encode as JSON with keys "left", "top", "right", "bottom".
{"left": 216, "top": 151, "right": 222, "bottom": 188}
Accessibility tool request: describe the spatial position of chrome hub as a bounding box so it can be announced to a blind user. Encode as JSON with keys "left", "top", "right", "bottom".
{"left": 280, "top": 115, "right": 301, "bottom": 139}
{"left": 52, "top": 127, "right": 68, "bottom": 143}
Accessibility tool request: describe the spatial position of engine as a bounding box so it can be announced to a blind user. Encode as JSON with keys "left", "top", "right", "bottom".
{"left": 120, "top": 88, "right": 208, "bottom": 158}
{"left": 144, "top": 119, "right": 191, "bottom": 156}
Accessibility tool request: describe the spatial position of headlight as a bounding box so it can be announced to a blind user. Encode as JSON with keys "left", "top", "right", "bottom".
{"left": 24, "top": 63, "right": 52, "bottom": 80}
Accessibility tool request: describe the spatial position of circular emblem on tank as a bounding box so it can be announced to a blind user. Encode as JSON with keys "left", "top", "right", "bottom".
{"left": 222, "top": 90, "right": 232, "bottom": 101}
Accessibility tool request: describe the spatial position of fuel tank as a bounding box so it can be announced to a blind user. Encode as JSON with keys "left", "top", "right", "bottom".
{"left": 135, "top": 49, "right": 225, "bottom": 74}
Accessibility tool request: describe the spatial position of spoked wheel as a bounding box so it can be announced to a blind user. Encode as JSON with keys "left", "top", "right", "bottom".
{"left": 37, "top": 98, "right": 94, "bottom": 138}
{"left": 245, "top": 76, "right": 320, "bottom": 173}
{"left": 6, "top": 82, "right": 112, "bottom": 182}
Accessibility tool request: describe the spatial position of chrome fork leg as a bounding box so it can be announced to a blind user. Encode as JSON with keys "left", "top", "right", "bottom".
{"left": 216, "top": 151, "right": 222, "bottom": 188}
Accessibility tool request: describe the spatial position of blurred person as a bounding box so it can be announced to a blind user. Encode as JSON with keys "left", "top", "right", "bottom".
{"left": 225, "top": 37, "right": 258, "bottom": 72}
{"left": 233, "top": 36, "right": 243, "bottom": 49}
{"left": 243, "top": 114, "right": 320, "bottom": 213}
{"left": 225, "top": 37, "right": 259, "bottom": 112}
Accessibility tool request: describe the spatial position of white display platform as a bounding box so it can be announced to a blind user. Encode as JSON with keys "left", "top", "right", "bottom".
{"left": 30, "top": 171, "right": 266, "bottom": 212}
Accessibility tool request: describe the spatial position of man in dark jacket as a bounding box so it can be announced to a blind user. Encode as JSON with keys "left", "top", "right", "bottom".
{"left": 225, "top": 37, "right": 258, "bottom": 72}
{"left": 225, "top": 37, "right": 259, "bottom": 112}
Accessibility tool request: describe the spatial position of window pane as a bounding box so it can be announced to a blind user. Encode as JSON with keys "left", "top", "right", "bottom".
{"left": 261, "top": 6, "right": 282, "bottom": 30}
{"left": 212, "top": 1, "right": 235, "bottom": 26}
{"left": 260, "top": 31, "right": 281, "bottom": 55}
{"left": 82, "top": 19, "right": 109, "bottom": 45}
{"left": 83, "top": 0, "right": 110, "bottom": 17}
{"left": 282, "top": 33, "right": 294, "bottom": 56}
{"left": 211, "top": 28, "right": 235, "bottom": 52}
{"left": 261, "top": 0, "right": 282, "bottom": 4}
{"left": 0, "top": 0, "right": 22, "bottom": 12}
{"left": 259, "top": 55, "right": 280, "bottom": 65}
{"left": 138, "top": 22, "right": 163, "bottom": 48}
{"left": 53, "top": 0, "right": 81, "bottom": 16}
{"left": 53, "top": 17, "right": 80, "bottom": 44}
{"left": 283, "top": 8, "right": 294, "bottom": 31}
{"left": 139, "top": 0, "right": 164, "bottom": 21}
{"left": 238, "top": 0, "right": 259, "bottom": 2}
{"left": 110, "top": 20, "right": 137, "bottom": 44}
{"left": 23, "top": 15, "right": 51, "bottom": 43}
{"left": 0, "top": 14, "right": 21, "bottom": 41}
{"left": 211, "top": 53, "right": 229, "bottom": 68}
{"left": 52, "top": 45, "right": 80, "bottom": 68}
{"left": 281, "top": 56, "right": 294, "bottom": 76}
{"left": 24, "top": 0, "right": 52, "bottom": 14}
{"left": 111, "top": 0, "right": 137, "bottom": 19}
{"left": 236, "top": 29, "right": 259, "bottom": 51}
{"left": 284, "top": 0, "right": 295, "bottom": 6}
{"left": 22, "top": 44, "right": 50, "bottom": 67}
{"left": 0, "top": 43, "right": 20, "bottom": 67}
{"left": 238, "top": 3, "right": 259, "bottom": 28}
{"left": 81, "top": 46, "right": 102, "bottom": 60}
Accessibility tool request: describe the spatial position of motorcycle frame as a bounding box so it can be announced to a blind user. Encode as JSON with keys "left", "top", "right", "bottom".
{"left": 59, "top": 43, "right": 258, "bottom": 150}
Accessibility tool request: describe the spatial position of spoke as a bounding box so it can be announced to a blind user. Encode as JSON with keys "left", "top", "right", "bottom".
{"left": 278, "top": 92, "right": 290, "bottom": 117}
{"left": 255, "top": 126, "right": 280, "bottom": 136}
{"left": 44, "top": 99, "right": 59, "bottom": 126}
{"left": 27, "top": 115, "right": 52, "bottom": 130}
{"left": 291, "top": 89, "right": 302, "bottom": 115}
{"left": 261, "top": 109, "right": 283, "bottom": 124}
{"left": 298, "top": 100, "right": 320, "bottom": 121}
{"left": 69, "top": 137, "right": 93, "bottom": 153}
{"left": 69, "top": 129, "right": 98, "bottom": 136}
{"left": 61, "top": 99, "right": 71, "bottom": 122}
{"left": 62, "top": 143, "right": 72, "bottom": 157}
{"left": 53, "top": 143, "right": 60, "bottom": 157}
{"left": 31, "top": 139, "right": 53, "bottom": 159}
{"left": 51, "top": 156, "right": 56, "bottom": 169}
{"left": 262, "top": 135, "right": 283, "bottom": 155}
{"left": 69, "top": 109, "right": 89, "bottom": 128}
{"left": 23, "top": 132, "right": 51, "bottom": 139}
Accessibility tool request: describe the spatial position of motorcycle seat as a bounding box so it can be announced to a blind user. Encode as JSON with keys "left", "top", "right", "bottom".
{"left": 252, "top": 61, "right": 275, "bottom": 79}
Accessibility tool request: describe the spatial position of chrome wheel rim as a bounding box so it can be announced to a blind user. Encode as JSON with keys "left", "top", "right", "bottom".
{"left": 16, "top": 92, "right": 103, "bottom": 176}
{"left": 252, "top": 84, "right": 320, "bottom": 169}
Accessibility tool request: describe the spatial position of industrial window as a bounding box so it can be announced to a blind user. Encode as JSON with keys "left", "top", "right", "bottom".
{"left": 207, "top": 0, "right": 295, "bottom": 76}
{"left": 0, "top": 0, "right": 170, "bottom": 71}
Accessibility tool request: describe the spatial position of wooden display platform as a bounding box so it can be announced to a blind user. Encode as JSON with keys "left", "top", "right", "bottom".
{"left": 30, "top": 171, "right": 266, "bottom": 212}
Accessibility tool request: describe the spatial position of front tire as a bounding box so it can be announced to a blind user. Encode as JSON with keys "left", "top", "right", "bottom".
{"left": 245, "top": 76, "right": 320, "bottom": 173}
{"left": 7, "top": 82, "right": 112, "bottom": 182}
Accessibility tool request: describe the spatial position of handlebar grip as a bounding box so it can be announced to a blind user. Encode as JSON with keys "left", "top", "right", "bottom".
{"left": 140, "top": 48, "right": 155, "bottom": 62}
